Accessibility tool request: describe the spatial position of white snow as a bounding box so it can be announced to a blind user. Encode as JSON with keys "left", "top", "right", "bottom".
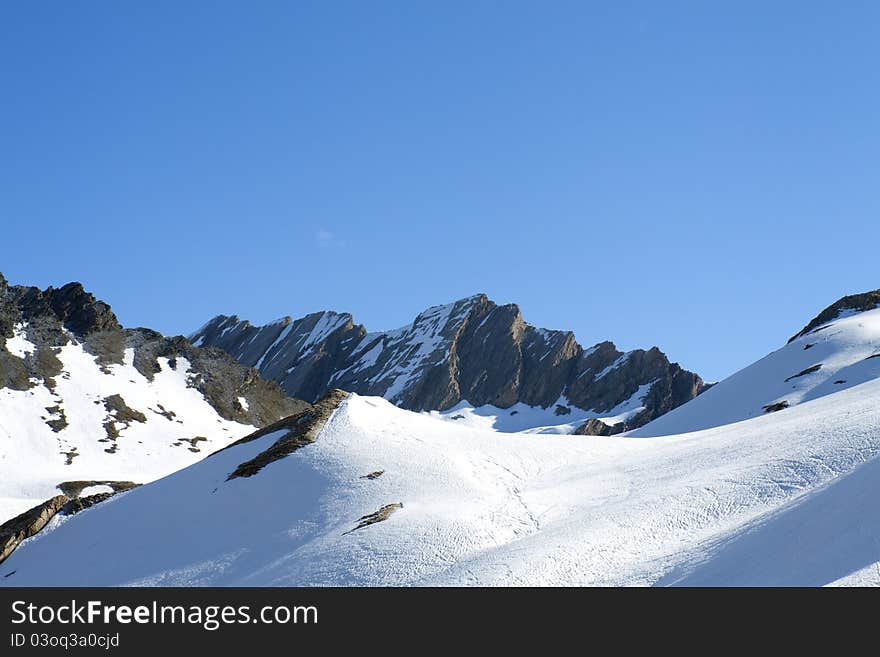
{"left": 78, "top": 485, "right": 115, "bottom": 497}
{"left": 5, "top": 371, "right": 880, "bottom": 587}
{"left": 237, "top": 397, "right": 249, "bottom": 412}
{"left": 631, "top": 306, "right": 880, "bottom": 436}
{"left": 0, "top": 341, "right": 256, "bottom": 523}
{"left": 5, "top": 324, "right": 36, "bottom": 359}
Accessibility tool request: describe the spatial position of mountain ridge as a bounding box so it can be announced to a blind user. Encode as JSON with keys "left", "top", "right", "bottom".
{"left": 191, "top": 293, "right": 707, "bottom": 432}
{"left": 0, "top": 273, "right": 308, "bottom": 524}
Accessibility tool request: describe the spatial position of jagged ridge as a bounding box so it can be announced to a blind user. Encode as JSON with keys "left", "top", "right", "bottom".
{"left": 191, "top": 294, "right": 706, "bottom": 430}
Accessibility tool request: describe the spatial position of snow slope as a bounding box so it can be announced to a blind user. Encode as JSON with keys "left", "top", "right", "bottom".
{"left": 4, "top": 377, "right": 880, "bottom": 586}
{"left": 424, "top": 385, "right": 653, "bottom": 435}
{"left": 631, "top": 306, "right": 880, "bottom": 437}
{"left": 0, "top": 338, "right": 256, "bottom": 523}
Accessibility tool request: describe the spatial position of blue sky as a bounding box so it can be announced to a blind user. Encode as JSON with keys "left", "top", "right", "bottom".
{"left": 1, "top": 2, "right": 877, "bottom": 382}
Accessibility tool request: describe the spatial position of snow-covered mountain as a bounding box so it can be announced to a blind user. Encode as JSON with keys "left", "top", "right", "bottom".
{"left": 5, "top": 285, "right": 880, "bottom": 586}
{"left": 191, "top": 294, "right": 706, "bottom": 434}
{"left": 0, "top": 274, "right": 307, "bottom": 526}
{"left": 4, "top": 375, "right": 880, "bottom": 586}
{"left": 631, "top": 289, "right": 880, "bottom": 437}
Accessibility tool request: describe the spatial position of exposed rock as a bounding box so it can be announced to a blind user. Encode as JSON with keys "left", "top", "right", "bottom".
{"left": 221, "top": 389, "right": 347, "bottom": 480}
{"left": 126, "top": 330, "right": 308, "bottom": 426}
{"left": 151, "top": 404, "right": 176, "bottom": 421}
{"left": 0, "top": 273, "right": 308, "bottom": 429}
{"left": 44, "top": 405, "right": 68, "bottom": 432}
{"left": 0, "top": 481, "right": 142, "bottom": 564}
{"left": 57, "top": 480, "right": 140, "bottom": 498}
{"left": 13, "top": 281, "right": 121, "bottom": 337}
{"left": 763, "top": 401, "right": 790, "bottom": 413}
{"left": 361, "top": 470, "right": 384, "bottom": 480}
{"left": 573, "top": 418, "right": 626, "bottom": 436}
{"left": 785, "top": 364, "right": 822, "bottom": 382}
{"left": 192, "top": 295, "right": 707, "bottom": 431}
{"left": 60, "top": 493, "right": 114, "bottom": 516}
{"left": 103, "top": 394, "right": 147, "bottom": 424}
{"left": 343, "top": 503, "right": 403, "bottom": 535}
{"left": 789, "top": 289, "right": 880, "bottom": 343}
{"left": 173, "top": 437, "right": 208, "bottom": 452}
{"left": 0, "top": 495, "right": 67, "bottom": 565}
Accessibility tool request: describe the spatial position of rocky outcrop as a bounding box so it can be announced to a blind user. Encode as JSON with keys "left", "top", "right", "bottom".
{"left": 0, "top": 495, "right": 67, "bottom": 565}
{"left": 0, "top": 273, "right": 308, "bottom": 428}
{"left": 343, "top": 503, "right": 403, "bottom": 535}
{"left": 221, "top": 389, "right": 347, "bottom": 480}
{"left": 0, "top": 480, "right": 146, "bottom": 565}
{"left": 790, "top": 289, "right": 880, "bottom": 343}
{"left": 193, "top": 295, "right": 706, "bottom": 430}
{"left": 57, "top": 480, "right": 140, "bottom": 498}
{"left": 573, "top": 418, "right": 625, "bottom": 436}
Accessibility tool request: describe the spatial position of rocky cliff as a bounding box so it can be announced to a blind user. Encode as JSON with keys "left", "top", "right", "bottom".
{"left": 192, "top": 294, "right": 706, "bottom": 431}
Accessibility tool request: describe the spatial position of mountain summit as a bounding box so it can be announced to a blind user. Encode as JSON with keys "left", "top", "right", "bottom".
{"left": 191, "top": 294, "right": 706, "bottom": 432}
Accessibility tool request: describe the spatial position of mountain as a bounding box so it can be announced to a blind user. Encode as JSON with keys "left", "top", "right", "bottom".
{"left": 0, "top": 273, "right": 307, "bottom": 526}
{"left": 191, "top": 294, "right": 706, "bottom": 433}
{"left": 4, "top": 374, "right": 880, "bottom": 586}
{"left": 7, "top": 286, "right": 880, "bottom": 586}
{"left": 630, "top": 288, "right": 880, "bottom": 437}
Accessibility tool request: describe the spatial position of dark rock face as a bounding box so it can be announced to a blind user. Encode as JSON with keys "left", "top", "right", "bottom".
{"left": 60, "top": 493, "right": 114, "bottom": 516}
{"left": 11, "top": 281, "right": 121, "bottom": 337}
{"left": 0, "top": 273, "right": 307, "bottom": 428}
{"left": 573, "top": 418, "right": 625, "bottom": 436}
{"left": 790, "top": 289, "right": 880, "bottom": 343}
{"left": 193, "top": 295, "right": 706, "bottom": 430}
{"left": 0, "top": 495, "right": 68, "bottom": 565}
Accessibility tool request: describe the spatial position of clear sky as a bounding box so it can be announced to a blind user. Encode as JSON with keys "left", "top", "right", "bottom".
{"left": 2, "top": 2, "right": 878, "bottom": 382}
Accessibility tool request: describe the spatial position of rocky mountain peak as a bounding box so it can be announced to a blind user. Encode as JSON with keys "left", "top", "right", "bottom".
{"left": 9, "top": 280, "right": 121, "bottom": 338}
{"left": 192, "top": 293, "right": 707, "bottom": 431}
